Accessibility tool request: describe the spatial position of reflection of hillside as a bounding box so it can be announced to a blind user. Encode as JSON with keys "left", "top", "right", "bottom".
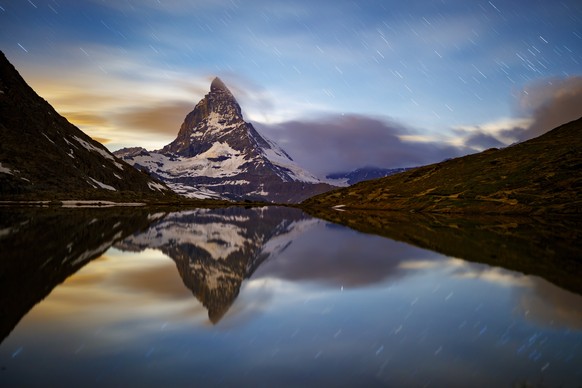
{"left": 116, "top": 207, "right": 312, "bottom": 323}
{"left": 304, "top": 208, "right": 582, "bottom": 296}
{"left": 0, "top": 208, "right": 154, "bottom": 344}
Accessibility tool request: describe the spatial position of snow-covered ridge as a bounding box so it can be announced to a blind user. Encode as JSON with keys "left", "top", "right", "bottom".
{"left": 127, "top": 141, "right": 247, "bottom": 180}
{"left": 88, "top": 177, "right": 117, "bottom": 191}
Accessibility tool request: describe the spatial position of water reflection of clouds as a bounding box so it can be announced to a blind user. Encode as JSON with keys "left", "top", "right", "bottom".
{"left": 39, "top": 217, "right": 582, "bottom": 334}
{"left": 401, "top": 257, "right": 530, "bottom": 288}
{"left": 29, "top": 248, "right": 211, "bottom": 339}
{"left": 253, "top": 216, "right": 582, "bottom": 333}
{"left": 444, "top": 258, "right": 533, "bottom": 288}
{"left": 519, "top": 278, "right": 582, "bottom": 330}
{"left": 253, "top": 222, "right": 442, "bottom": 287}
{"left": 403, "top": 257, "right": 582, "bottom": 330}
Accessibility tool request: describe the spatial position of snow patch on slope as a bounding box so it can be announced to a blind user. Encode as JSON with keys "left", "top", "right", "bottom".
{"left": 206, "top": 111, "right": 237, "bottom": 135}
{"left": 148, "top": 181, "right": 166, "bottom": 192}
{"left": 0, "top": 162, "right": 14, "bottom": 175}
{"left": 89, "top": 177, "right": 117, "bottom": 191}
{"left": 71, "top": 135, "right": 125, "bottom": 170}
{"left": 166, "top": 183, "right": 224, "bottom": 199}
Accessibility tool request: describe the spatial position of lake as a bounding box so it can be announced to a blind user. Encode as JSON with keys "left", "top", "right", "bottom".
{"left": 1, "top": 206, "right": 581, "bottom": 387}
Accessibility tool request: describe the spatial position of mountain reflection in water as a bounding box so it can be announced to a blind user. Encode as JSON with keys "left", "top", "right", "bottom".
{"left": 0, "top": 206, "right": 581, "bottom": 386}
{"left": 115, "top": 207, "right": 312, "bottom": 323}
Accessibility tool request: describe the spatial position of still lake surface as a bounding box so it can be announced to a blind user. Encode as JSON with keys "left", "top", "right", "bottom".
{"left": 0, "top": 206, "right": 581, "bottom": 387}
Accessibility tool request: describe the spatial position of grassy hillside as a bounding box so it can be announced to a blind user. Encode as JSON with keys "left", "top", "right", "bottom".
{"left": 303, "top": 117, "right": 582, "bottom": 215}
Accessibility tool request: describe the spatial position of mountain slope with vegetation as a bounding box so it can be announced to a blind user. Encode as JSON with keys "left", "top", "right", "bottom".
{"left": 303, "top": 117, "right": 582, "bottom": 215}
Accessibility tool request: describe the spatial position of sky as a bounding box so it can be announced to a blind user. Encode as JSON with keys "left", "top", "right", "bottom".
{"left": 1, "top": 0, "right": 581, "bottom": 176}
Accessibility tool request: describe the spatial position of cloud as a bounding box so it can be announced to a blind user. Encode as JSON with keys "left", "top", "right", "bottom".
{"left": 514, "top": 76, "right": 582, "bottom": 141}
{"left": 256, "top": 114, "right": 465, "bottom": 176}
{"left": 113, "top": 101, "right": 195, "bottom": 136}
{"left": 60, "top": 111, "right": 110, "bottom": 128}
{"left": 91, "top": 136, "right": 112, "bottom": 144}
{"left": 451, "top": 77, "right": 582, "bottom": 150}
{"left": 463, "top": 132, "right": 507, "bottom": 150}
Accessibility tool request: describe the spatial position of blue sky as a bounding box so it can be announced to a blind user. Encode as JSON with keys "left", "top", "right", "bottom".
{"left": 1, "top": 0, "right": 581, "bottom": 175}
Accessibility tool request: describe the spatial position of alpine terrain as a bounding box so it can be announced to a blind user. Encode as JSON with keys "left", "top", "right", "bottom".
{"left": 0, "top": 51, "right": 174, "bottom": 201}
{"left": 303, "top": 117, "right": 582, "bottom": 215}
{"left": 115, "top": 77, "right": 335, "bottom": 203}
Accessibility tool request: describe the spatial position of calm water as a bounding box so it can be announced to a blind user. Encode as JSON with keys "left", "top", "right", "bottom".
{"left": 0, "top": 206, "right": 581, "bottom": 387}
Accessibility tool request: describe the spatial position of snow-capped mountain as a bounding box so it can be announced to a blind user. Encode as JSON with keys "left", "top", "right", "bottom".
{"left": 115, "top": 207, "right": 319, "bottom": 323}
{"left": 0, "top": 51, "right": 173, "bottom": 200}
{"left": 114, "top": 77, "right": 334, "bottom": 203}
{"left": 326, "top": 166, "right": 413, "bottom": 185}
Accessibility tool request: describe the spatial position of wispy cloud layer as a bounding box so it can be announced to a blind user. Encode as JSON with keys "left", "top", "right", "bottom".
{"left": 256, "top": 115, "right": 465, "bottom": 175}
{"left": 514, "top": 76, "right": 582, "bottom": 141}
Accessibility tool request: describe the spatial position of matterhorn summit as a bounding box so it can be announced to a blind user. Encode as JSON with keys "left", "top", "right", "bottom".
{"left": 115, "top": 77, "right": 334, "bottom": 202}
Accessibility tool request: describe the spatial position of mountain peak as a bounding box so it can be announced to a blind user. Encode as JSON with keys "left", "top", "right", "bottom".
{"left": 161, "top": 76, "right": 245, "bottom": 156}
{"left": 122, "top": 76, "right": 335, "bottom": 202}
{"left": 210, "top": 77, "right": 231, "bottom": 94}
